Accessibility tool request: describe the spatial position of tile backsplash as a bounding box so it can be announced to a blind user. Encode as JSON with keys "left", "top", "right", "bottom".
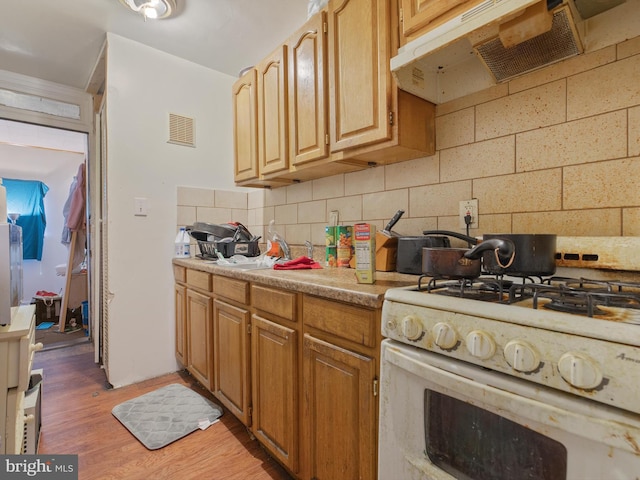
{"left": 178, "top": 35, "right": 640, "bottom": 251}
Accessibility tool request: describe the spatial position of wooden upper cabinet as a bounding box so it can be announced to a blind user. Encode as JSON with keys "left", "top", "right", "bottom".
{"left": 399, "top": 0, "right": 482, "bottom": 46}
{"left": 258, "top": 46, "right": 289, "bottom": 176}
{"left": 233, "top": 69, "right": 258, "bottom": 182}
{"left": 287, "top": 12, "right": 329, "bottom": 167}
{"left": 327, "top": 0, "right": 391, "bottom": 152}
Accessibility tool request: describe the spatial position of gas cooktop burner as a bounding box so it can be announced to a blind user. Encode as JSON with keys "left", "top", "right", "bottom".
{"left": 417, "top": 275, "right": 640, "bottom": 318}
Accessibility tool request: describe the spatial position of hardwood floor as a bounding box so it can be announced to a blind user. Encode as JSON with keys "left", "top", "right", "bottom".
{"left": 33, "top": 343, "right": 294, "bottom": 480}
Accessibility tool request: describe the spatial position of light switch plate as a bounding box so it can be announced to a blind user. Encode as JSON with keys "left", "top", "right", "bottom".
{"left": 134, "top": 197, "right": 148, "bottom": 216}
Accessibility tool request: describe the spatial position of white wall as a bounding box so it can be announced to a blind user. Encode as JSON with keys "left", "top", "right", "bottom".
{"left": 105, "top": 34, "right": 236, "bottom": 387}
{"left": 0, "top": 142, "right": 85, "bottom": 301}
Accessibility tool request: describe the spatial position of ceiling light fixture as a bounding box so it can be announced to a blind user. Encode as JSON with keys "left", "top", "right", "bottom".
{"left": 118, "top": 0, "right": 177, "bottom": 20}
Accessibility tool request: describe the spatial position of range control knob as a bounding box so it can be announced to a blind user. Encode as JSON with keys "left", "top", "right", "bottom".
{"left": 504, "top": 340, "right": 540, "bottom": 372}
{"left": 401, "top": 315, "right": 423, "bottom": 341}
{"left": 558, "top": 352, "right": 603, "bottom": 390}
{"left": 432, "top": 322, "right": 458, "bottom": 350}
{"left": 465, "top": 330, "right": 496, "bottom": 359}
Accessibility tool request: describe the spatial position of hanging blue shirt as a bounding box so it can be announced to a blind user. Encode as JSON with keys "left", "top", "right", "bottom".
{"left": 2, "top": 178, "right": 49, "bottom": 261}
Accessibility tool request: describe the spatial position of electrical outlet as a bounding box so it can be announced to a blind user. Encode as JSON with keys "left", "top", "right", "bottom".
{"left": 459, "top": 199, "right": 478, "bottom": 228}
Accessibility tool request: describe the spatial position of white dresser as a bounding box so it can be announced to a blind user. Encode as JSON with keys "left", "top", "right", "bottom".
{"left": 0, "top": 305, "right": 42, "bottom": 454}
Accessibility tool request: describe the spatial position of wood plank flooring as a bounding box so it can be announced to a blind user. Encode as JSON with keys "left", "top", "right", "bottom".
{"left": 33, "top": 343, "right": 294, "bottom": 480}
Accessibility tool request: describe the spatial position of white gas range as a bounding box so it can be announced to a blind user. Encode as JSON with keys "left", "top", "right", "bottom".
{"left": 378, "top": 237, "right": 640, "bottom": 480}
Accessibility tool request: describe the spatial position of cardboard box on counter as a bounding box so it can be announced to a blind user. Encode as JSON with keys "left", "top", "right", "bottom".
{"left": 354, "top": 223, "right": 375, "bottom": 284}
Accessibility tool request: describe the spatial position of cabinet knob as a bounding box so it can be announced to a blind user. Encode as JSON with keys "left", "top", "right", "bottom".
{"left": 31, "top": 342, "right": 44, "bottom": 353}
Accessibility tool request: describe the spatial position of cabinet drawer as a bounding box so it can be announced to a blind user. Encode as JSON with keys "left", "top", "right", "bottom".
{"left": 303, "top": 295, "right": 376, "bottom": 348}
{"left": 252, "top": 285, "right": 297, "bottom": 321}
{"left": 173, "top": 265, "right": 186, "bottom": 283}
{"left": 213, "top": 276, "right": 249, "bottom": 304}
{"left": 186, "top": 269, "right": 212, "bottom": 292}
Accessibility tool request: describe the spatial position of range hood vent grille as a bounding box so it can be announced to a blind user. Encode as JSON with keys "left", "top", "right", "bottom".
{"left": 475, "top": 6, "right": 582, "bottom": 83}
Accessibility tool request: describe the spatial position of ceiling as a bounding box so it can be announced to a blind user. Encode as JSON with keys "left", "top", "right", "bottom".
{"left": 0, "top": 0, "right": 310, "bottom": 90}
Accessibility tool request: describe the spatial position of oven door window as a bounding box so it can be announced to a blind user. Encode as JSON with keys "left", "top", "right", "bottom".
{"left": 425, "top": 390, "right": 567, "bottom": 480}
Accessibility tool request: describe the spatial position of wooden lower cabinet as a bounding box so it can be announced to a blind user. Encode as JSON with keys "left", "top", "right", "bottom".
{"left": 213, "top": 299, "right": 252, "bottom": 425}
{"left": 174, "top": 284, "right": 187, "bottom": 366}
{"left": 302, "top": 334, "right": 377, "bottom": 480}
{"left": 186, "top": 288, "right": 213, "bottom": 390}
{"left": 175, "top": 269, "right": 381, "bottom": 480}
{"left": 251, "top": 315, "right": 299, "bottom": 473}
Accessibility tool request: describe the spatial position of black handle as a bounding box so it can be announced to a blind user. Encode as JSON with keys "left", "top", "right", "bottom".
{"left": 463, "top": 238, "right": 515, "bottom": 261}
{"left": 422, "top": 230, "right": 478, "bottom": 246}
{"left": 384, "top": 210, "right": 405, "bottom": 232}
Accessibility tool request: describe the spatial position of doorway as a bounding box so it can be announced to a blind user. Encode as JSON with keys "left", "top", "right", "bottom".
{"left": 0, "top": 119, "right": 91, "bottom": 350}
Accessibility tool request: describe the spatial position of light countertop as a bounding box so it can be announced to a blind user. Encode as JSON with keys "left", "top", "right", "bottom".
{"left": 173, "top": 258, "right": 419, "bottom": 309}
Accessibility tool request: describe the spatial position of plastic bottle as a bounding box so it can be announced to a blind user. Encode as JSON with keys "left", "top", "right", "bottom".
{"left": 174, "top": 227, "right": 191, "bottom": 258}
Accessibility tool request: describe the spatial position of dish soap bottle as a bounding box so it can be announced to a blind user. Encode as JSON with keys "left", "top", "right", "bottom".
{"left": 175, "top": 227, "right": 191, "bottom": 258}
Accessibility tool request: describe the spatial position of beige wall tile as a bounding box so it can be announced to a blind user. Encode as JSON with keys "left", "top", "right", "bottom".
{"left": 629, "top": 106, "right": 640, "bottom": 157}
{"left": 196, "top": 207, "right": 233, "bottom": 224}
{"left": 230, "top": 209, "right": 248, "bottom": 226}
{"left": 345, "top": 166, "right": 385, "bottom": 195}
{"left": 311, "top": 223, "right": 330, "bottom": 246}
{"left": 312, "top": 174, "right": 345, "bottom": 200}
{"left": 509, "top": 46, "right": 615, "bottom": 94}
{"left": 476, "top": 80, "right": 566, "bottom": 141}
{"left": 215, "top": 190, "right": 247, "bottom": 209}
{"left": 474, "top": 169, "right": 562, "bottom": 214}
{"left": 284, "top": 223, "right": 311, "bottom": 245}
{"left": 385, "top": 155, "right": 439, "bottom": 189}
{"left": 437, "top": 83, "right": 508, "bottom": 117}
{"left": 617, "top": 36, "right": 640, "bottom": 59}
{"left": 247, "top": 190, "right": 265, "bottom": 210}
{"left": 177, "top": 186, "right": 215, "bottom": 207}
{"left": 286, "top": 182, "right": 313, "bottom": 204}
{"left": 397, "top": 217, "right": 438, "bottom": 236}
{"left": 436, "top": 107, "right": 474, "bottom": 150}
{"left": 264, "top": 187, "right": 287, "bottom": 207}
{"left": 298, "top": 199, "right": 327, "bottom": 223}
{"left": 563, "top": 158, "right": 640, "bottom": 209}
{"left": 326, "top": 195, "right": 363, "bottom": 223}
{"left": 440, "top": 136, "right": 515, "bottom": 182}
{"left": 567, "top": 55, "right": 640, "bottom": 120}
{"left": 177, "top": 206, "right": 196, "bottom": 227}
{"left": 517, "top": 110, "right": 627, "bottom": 171}
{"left": 623, "top": 208, "right": 640, "bottom": 235}
{"left": 362, "top": 189, "right": 409, "bottom": 222}
{"left": 512, "top": 210, "right": 621, "bottom": 236}
{"left": 475, "top": 214, "right": 512, "bottom": 235}
{"left": 410, "top": 181, "right": 472, "bottom": 218}
{"left": 274, "top": 203, "right": 298, "bottom": 225}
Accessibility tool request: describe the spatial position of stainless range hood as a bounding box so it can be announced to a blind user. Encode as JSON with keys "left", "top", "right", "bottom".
{"left": 392, "top": 0, "right": 637, "bottom": 104}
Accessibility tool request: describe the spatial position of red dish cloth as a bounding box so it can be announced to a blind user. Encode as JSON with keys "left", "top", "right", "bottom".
{"left": 273, "top": 256, "right": 323, "bottom": 270}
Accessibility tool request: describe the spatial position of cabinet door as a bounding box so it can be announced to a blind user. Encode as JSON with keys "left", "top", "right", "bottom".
{"left": 251, "top": 315, "right": 299, "bottom": 473}
{"left": 328, "top": 0, "right": 391, "bottom": 152}
{"left": 213, "top": 299, "right": 251, "bottom": 426}
{"left": 302, "top": 334, "right": 377, "bottom": 480}
{"left": 186, "top": 289, "right": 213, "bottom": 390}
{"left": 233, "top": 68, "right": 259, "bottom": 182}
{"left": 258, "top": 46, "right": 289, "bottom": 175}
{"left": 174, "top": 284, "right": 187, "bottom": 366}
{"left": 288, "top": 12, "right": 329, "bottom": 167}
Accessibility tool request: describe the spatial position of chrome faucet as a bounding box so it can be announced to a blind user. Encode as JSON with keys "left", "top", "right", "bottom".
{"left": 276, "top": 237, "right": 292, "bottom": 260}
{"left": 305, "top": 240, "right": 313, "bottom": 259}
